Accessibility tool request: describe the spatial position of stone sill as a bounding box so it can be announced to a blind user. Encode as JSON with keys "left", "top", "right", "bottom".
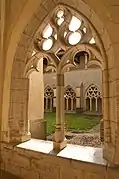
{"left": 17, "top": 138, "right": 107, "bottom": 166}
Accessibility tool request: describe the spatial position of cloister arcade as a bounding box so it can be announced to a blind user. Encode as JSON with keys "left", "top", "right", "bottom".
{"left": 44, "top": 86, "right": 54, "bottom": 112}
{"left": 85, "top": 84, "right": 102, "bottom": 112}
{"left": 1, "top": 1, "right": 119, "bottom": 178}
{"left": 25, "top": 4, "right": 108, "bottom": 152}
{"left": 44, "top": 84, "right": 102, "bottom": 113}
{"left": 2, "top": 2, "right": 110, "bottom": 153}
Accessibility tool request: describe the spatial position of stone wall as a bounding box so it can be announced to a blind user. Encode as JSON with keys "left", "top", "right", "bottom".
{"left": 28, "top": 60, "right": 45, "bottom": 139}
{"left": 1, "top": 141, "right": 119, "bottom": 179}
{"left": 44, "top": 68, "right": 102, "bottom": 92}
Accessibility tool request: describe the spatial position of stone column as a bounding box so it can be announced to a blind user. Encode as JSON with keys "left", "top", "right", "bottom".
{"left": 66, "top": 99, "right": 68, "bottom": 111}
{"left": 50, "top": 98, "right": 52, "bottom": 111}
{"left": 90, "top": 98, "right": 92, "bottom": 111}
{"left": 84, "top": 53, "right": 88, "bottom": 69}
{"left": 71, "top": 99, "right": 73, "bottom": 111}
{"left": 96, "top": 98, "right": 98, "bottom": 111}
{"left": 46, "top": 98, "right": 48, "bottom": 110}
{"left": 53, "top": 97, "right": 56, "bottom": 109}
{"left": 80, "top": 83, "right": 84, "bottom": 110}
{"left": 53, "top": 73, "right": 67, "bottom": 150}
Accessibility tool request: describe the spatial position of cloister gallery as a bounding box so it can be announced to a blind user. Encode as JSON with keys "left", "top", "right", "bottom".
{"left": 1, "top": 0, "right": 119, "bottom": 179}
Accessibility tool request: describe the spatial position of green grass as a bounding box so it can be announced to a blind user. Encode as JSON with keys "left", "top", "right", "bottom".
{"left": 44, "top": 112, "right": 100, "bottom": 135}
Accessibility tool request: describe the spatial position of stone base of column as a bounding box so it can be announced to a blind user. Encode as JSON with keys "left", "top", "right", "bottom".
{"left": 53, "top": 138, "right": 67, "bottom": 151}
{"left": 30, "top": 119, "right": 46, "bottom": 140}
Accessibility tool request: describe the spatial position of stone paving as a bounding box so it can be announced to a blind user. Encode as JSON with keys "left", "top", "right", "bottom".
{"left": 67, "top": 133, "right": 101, "bottom": 147}
{"left": 47, "top": 124, "right": 101, "bottom": 147}
{"left": 66, "top": 124, "right": 101, "bottom": 147}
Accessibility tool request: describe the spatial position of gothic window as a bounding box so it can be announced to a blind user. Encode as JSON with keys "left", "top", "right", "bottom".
{"left": 44, "top": 86, "right": 54, "bottom": 112}
{"left": 64, "top": 86, "right": 76, "bottom": 112}
{"left": 85, "top": 84, "right": 102, "bottom": 112}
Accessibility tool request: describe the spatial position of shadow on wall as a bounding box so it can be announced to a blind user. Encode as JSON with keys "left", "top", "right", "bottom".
{"left": 0, "top": 170, "right": 22, "bottom": 179}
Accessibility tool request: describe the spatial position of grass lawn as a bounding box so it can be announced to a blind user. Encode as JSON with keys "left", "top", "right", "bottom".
{"left": 44, "top": 112, "right": 100, "bottom": 135}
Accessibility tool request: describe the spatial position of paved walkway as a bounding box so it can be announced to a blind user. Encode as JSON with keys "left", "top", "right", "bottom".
{"left": 66, "top": 124, "right": 101, "bottom": 147}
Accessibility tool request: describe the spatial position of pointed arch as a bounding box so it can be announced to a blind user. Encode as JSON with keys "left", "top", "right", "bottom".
{"left": 44, "top": 85, "right": 54, "bottom": 112}
{"left": 64, "top": 85, "right": 76, "bottom": 112}
{"left": 85, "top": 84, "right": 102, "bottom": 112}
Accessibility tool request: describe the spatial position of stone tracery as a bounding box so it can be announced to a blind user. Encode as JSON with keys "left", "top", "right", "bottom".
{"left": 34, "top": 7, "right": 96, "bottom": 53}
{"left": 27, "top": 5, "right": 105, "bottom": 150}
{"left": 64, "top": 86, "right": 76, "bottom": 111}
{"left": 85, "top": 84, "right": 102, "bottom": 112}
{"left": 2, "top": 0, "right": 119, "bottom": 170}
{"left": 44, "top": 86, "right": 54, "bottom": 111}
{"left": 5, "top": 2, "right": 111, "bottom": 156}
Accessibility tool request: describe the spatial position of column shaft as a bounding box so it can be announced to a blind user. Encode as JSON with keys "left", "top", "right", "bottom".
{"left": 46, "top": 98, "right": 48, "bottom": 110}
{"left": 96, "top": 98, "right": 98, "bottom": 111}
{"left": 66, "top": 99, "right": 68, "bottom": 111}
{"left": 71, "top": 99, "right": 74, "bottom": 111}
{"left": 90, "top": 98, "right": 92, "bottom": 111}
{"left": 54, "top": 73, "right": 65, "bottom": 143}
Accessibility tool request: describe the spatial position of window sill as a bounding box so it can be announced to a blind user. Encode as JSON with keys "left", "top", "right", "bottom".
{"left": 17, "top": 138, "right": 107, "bottom": 166}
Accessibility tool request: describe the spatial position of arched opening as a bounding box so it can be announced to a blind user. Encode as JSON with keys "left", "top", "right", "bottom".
{"left": 7, "top": 4, "right": 105, "bottom": 147}
{"left": 4, "top": 1, "right": 116, "bottom": 164}
{"left": 63, "top": 49, "right": 102, "bottom": 147}
{"left": 85, "top": 84, "right": 102, "bottom": 114}
{"left": 44, "top": 86, "right": 54, "bottom": 112}
{"left": 86, "top": 98, "right": 90, "bottom": 111}
{"left": 64, "top": 86, "right": 76, "bottom": 113}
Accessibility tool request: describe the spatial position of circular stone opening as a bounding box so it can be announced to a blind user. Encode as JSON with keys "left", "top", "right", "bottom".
{"left": 74, "top": 51, "right": 89, "bottom": 66}
{"left": 42, "top": 24, "right": 53, "bottom": 38}
{"left": 69, "top": 16, "right": 82, "bottom": 31}
{"left": 57, "top": 10, "right": 64, "bottom": 18}
{"left": 68, "top": 32, "right": 82, "bottom": 45}
{"left": 42, "top": 38, "right": 53, "bottom": 51}
{"left": 57, "top": 17, "right": 64, "bottom": 26}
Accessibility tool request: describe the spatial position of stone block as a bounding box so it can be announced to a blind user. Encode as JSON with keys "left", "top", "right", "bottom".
{"left": 31, "top": 160, "right": 59, "bottom": 178}
{"left": 10, "top": 152, "right": 30, "bottom": 168}
{"left": 20, "top": 168, "right": 39, "bottom": 179}
{"left": 11, "top": 78, "right": 29, "bottom": 90}
{"left": 15, "top": 46, "right": 28, "bottom": 62}
{"left": 12, "top": 60, "right": 25, "bottom": 79}
{"left": 60, "top": 168, "right": 83, "bottom": 179}
{"left": 30, "top": 119, "right": 46, "bottom": 140}
{"left": 41, "top": 0, "right": 56, "bottom": 13}
{"left": 4, "top": 161, "right": 21, "bottom": 177}
{"left": 84, "top": 172, "right": 103, "bottom": 179}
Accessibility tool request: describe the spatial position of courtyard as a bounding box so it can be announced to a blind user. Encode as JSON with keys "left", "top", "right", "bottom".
{"left": 45, "top": 112, "right": 101, "bottom": 147}
{"left": 45, "top": 112, "right": 101, "bottom": 135}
